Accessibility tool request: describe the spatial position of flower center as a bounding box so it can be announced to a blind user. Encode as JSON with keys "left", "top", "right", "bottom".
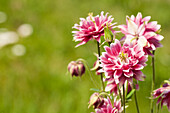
{"left": 119, "top": 51, "right": 128, "bottom": 63}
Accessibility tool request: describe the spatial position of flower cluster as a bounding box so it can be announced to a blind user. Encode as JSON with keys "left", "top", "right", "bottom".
{"left": 68, "top": 11, "right": 166, "bottom": 113}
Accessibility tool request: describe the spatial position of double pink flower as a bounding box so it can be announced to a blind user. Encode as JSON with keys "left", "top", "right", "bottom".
{"left": 72, "top": 11, "right": 116, "bottom": 47}
{"left": 100, "top": 39, "right": 147, "bottom": 86}
{"left": 119, "top": 12, "right": 164, "bottom": 56}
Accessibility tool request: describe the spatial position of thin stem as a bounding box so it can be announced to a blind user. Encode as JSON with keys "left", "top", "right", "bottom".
{"left": 97, "top": 41, "right": 105, "bottom": 91}
{"left": 118, "top": 87, "right": 123, "bottom": 105}
{"left": 150, "top": 50, "right": 155, "bottom": 113}
{"left": 134, "top": 90, "right": 140, "bottom": 113}
{"left": 77, "top": 58, "right": 99, "bottom": 88}
{"left": 157, "top": 103, "right": 160, "bottom": 113}
{"left": 123, "top": 85, "right": 125, "bottom": 113}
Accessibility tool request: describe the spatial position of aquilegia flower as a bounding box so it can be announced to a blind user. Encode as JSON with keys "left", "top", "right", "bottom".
{"left": 105, "top": 78, "right": 118, "bottom": 95}
{"left": 72, "top": 11, "right": 116, "bottom": 47}
{"left": 67, "top": 61, "right": 85, "bottom": 77}
{"left": 153, "top": 82, "right": 170, "bottom": 111}
{"left": 94, "top": 97, "right": 123, "bottom": 113}
{"left": 100, "top": 39, "right": 148, "bottom": 86}
{"left": 119, "top": 12, "right": 164, "bottom": 55}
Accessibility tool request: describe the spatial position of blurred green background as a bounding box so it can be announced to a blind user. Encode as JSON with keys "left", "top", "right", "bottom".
{"left": 0, "top": 0, "right": 170, "bottom": 113}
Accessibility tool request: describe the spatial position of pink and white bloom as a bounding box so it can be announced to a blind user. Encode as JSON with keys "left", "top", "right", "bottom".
{"left": 153, "top": 83, "right": 170, "bottom": 111}
{"left": 100, "top": 39, "right": 147, "bottom": 86}
{"left": 94, "top": 97, "right": 123, "bottom": 113}
{"left": 105, "top": 78, "right": 118, "bottom": 95}
{"left": 105, "top": 78, "right": 138, "bottom": 96}
{"left": 72, "top": 11, "right": 116, "bottom": 47}
{"left": 119, "top": 12, "right": 164, "bottom": 55}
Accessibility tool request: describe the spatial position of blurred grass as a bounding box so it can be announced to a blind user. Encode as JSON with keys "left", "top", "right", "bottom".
{"left": 0, "top": 0, "right": 170, "bottom": 113}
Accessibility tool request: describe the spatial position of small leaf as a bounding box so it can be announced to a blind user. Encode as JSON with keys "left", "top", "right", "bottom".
{"left": 90, "top": 88, "right": 100, "bottom": 92}
{"left": 126, "top": 89, "right": 136, "bottom": 99}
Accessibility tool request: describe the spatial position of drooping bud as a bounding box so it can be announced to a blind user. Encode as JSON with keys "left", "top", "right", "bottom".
{"left": 67, "top": 61, "right": 85, "bottom": 77}
{"left": 88, "top": 93, "right": 104, "bottom": 109}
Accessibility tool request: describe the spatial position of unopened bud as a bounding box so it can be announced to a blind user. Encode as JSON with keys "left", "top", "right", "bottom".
{"left": 67, "top": 61, "right": 85, "bottom": 77}
{"left": 88, "top": 93, "right": 104, "bottom": 109}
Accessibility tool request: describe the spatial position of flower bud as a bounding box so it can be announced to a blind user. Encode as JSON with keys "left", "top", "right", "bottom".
{"left": 67, "top": 61, "right": 85, "bottom": 77}
{"left": 88, "top": 93, "right": 104, "bottom": 109}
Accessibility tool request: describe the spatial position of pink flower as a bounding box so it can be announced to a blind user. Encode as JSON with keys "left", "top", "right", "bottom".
{"left": 72, "top": 11, "right": 116, "bottom": 47}
{"left": 105, "top": 78, "right": 138, "bottom": 96}
{"left": 100, "top": 39, "right": 147, "bottom": 86}
{"left": 119, "top": 12, "right": 164, "bottom": 56}
{"left": 105, "top": 78, "right": 118, "bottom": 95}
{"left": 94, "top": 97, "right": 123, "bottom": 113}
{"left": 153, "top": 83, "right": 170, "bottom": 111}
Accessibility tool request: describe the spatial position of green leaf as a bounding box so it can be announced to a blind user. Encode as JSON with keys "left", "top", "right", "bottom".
{"left": 90, "top": 88, "right": 100, "bottom": 92}
{"left": 126, "top": 89, "right": 136, "bottom": 99}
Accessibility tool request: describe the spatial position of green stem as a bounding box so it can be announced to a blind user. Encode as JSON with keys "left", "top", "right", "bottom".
{"left": 97, "top": 42, "right": 105, "bottom": 91}
{"left": 150, "top": 50, "right": 155, "bottom": 113}
{"left": 77, "top": 58, "right": 99, "bottom": 88}
{"left": 118, "top": 87, "right": 123, "bottom": 105}
{"left": 123, "top": 85, "right": 125, "bottom": 113}
{"left": 157, "top": 103, "right": 160, "bottom": 113}
{"left": 134, "top": 90, "right": 140, "bottom": 113}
